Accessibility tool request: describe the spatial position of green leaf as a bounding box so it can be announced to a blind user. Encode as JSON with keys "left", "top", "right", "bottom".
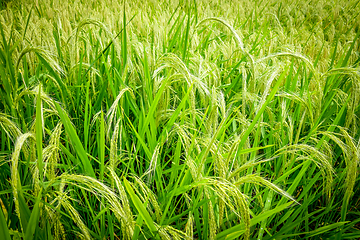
{"left": 99, "top": 111, "right": 105, "bottom": 180}
{"left": 216, "top": 202, "right": 293, "bottom": 240}
{"left": 54, "top": 101, "right": 95, "bottom": 177}
{"left": 36, "top": 84, "right": 43, "bottom": 179}
{"left": 18, "top": 191, "right": 31, "bottom": 233}
{"left": 0, "top": 206, "right": 11, "bottom": 240}
{"left": 24, "top": 190, "right": 42, "bottom": 240}
{"left": 123, "top": 178, "right": 159, "bottom": 239}
{"left": 305, "top": 222, "right": 349, "bottom": 238}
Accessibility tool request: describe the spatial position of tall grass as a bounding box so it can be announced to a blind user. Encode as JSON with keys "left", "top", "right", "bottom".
{"left": 1, "top": 0, "right": 360, "bottom": 239}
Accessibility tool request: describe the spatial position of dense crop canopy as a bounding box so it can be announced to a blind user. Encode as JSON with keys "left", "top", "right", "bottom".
{"left": 0, "top": 0, "right": 359, "bottom": 239}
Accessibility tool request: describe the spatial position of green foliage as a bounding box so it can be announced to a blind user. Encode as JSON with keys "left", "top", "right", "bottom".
{"left": 0, "top": 0, "right": 359, "bottom": 239}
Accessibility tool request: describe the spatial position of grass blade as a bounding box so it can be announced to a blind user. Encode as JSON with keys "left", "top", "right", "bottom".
{"left": 36, "top": 84, "right": 43, "bottom": 179}
{"left": 123, "top": 178, "right": 159, "bottom": 239}
{"left": 54, "top": 101, "right": 95, "bottom": 177}
{"left": 24, "top": 190, "right": 42, "bottom": 240}
{"left": 0, "top": 205, "right": 11, "bottom": 240}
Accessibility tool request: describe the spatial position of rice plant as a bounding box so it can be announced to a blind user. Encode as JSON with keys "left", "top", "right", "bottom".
{"left": 1, "top": 0, "right": 359, "bottom": 239}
